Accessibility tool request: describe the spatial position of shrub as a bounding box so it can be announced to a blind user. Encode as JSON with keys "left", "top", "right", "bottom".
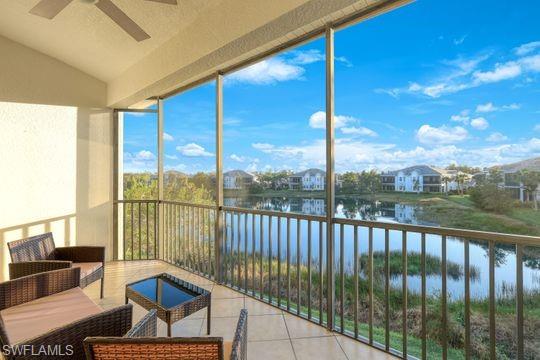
{"left": 469, "top": 184, "right": 513, "bottom": 214}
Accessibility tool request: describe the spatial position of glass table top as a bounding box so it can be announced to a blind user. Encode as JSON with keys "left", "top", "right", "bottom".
{"left": 127, "top": 276, "right": 199, "bottom": 308}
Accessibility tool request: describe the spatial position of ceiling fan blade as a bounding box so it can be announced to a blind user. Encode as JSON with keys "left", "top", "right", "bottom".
{"left": 29, "top": 0, "right": 73, "bottom": 19}
{"left": 95, "top": 0, "right": 150, "bottom": 42}
{"left": 144, "top": 0, "right": 178, "bottom": 4}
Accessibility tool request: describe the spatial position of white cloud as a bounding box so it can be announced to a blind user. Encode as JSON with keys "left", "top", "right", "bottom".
{"left": 308, "top": 111, "right": 354, "bottom": 129}
{"left": 289, "top": 49, "right": 324, "bottom": 65}
{"left": 470, "top": 117, "right": 489, "bottom": 130}
{"left": 335, "top": 56, "right": 353, "bottom": 67}
{"left": 520, "top": 54, "right": 540, "bottom": 72}
{"left": 450, "top": 109, "right": 470, "bottom": 124}
{"left": 227, "top": 57, "right": 304, "bottom": 85}
{"left": 376, "top": 46, "right": 540, "bottom": 99}
{"left": 476, "top": 102, "right": 521, "bottom": 113}
{"left": 123, "top": 150, "right": 157, "bottom": 172}
{"left": 475, "top": 102, "right": 496, "bottom": 113}
{"left": 165, "top": 154, "right": 178, "bottom": 160}
{"left": 453, "top": 35, "right": 467, "bottom": 45}
{"left": 416, "top": 125, "right": 468, "bottom": 145}
{"left": 473, "top": 61, "right": 522, "bottom": 84}
{"left": 514, "top": 41, "right": 540, "bottom": 56}
{"left": 249, "top": 135, "right": 540, "bottom": 173}
{"left": 135, "top": 150, "right": 155, "bottom": 160}
{"left": 230, "top": 154, "right": 245, "bottom": 162}
{"left": 176, "top": 143, "right": 214, "bottom": 157}
{"left": 535, "top": 124, "right": 540, "bottom": 132}
{"left": 341, "top": 126, "right": 378, "bottom": 137}
{"left": 163, "top": 132, "right": 174, "bottom": 141}
{"left": 486, "top": 132, "right": 508, "bottom": 142}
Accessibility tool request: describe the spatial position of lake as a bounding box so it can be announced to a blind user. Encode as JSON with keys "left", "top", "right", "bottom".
{"left": 223, "top": 195, "right": 540, "bottom": 300}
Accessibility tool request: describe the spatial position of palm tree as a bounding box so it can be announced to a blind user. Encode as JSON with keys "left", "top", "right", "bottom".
{"left": 441, "top": 175, "right": 451, "bottom": 194}
{"left": 456, "top": 173, "right": 468, "bottom": 195}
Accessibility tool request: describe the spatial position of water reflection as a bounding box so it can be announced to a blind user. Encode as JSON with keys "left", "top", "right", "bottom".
{"left": 224, "top": 196, "right": 540, "bottom": 300}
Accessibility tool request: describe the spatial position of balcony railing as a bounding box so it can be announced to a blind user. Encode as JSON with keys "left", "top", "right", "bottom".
{"left": 115, "top": 199, "right": 540, "bottom": 360}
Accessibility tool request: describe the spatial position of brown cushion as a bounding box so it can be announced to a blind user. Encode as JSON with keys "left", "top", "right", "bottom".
{"left": 223, "top": 341, "right": 233, "bottom": 360}
{"left": 0, "top": 287, "right": 102, "bottom": 344}
{"left": 72, "top": 262, "right": 102, "bottom": 279}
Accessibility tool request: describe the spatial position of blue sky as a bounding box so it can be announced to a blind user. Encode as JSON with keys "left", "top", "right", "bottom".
{"left": 124, "top": 0, "right": 540, "bottom": 174}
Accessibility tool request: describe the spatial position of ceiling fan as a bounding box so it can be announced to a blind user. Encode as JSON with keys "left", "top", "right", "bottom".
{"left": 29, "top": 0, "right": 177, "bottom": 42}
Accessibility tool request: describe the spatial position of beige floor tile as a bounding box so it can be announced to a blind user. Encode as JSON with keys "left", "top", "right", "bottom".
{"left": 247, "top": 340, "right": 296, "bottom": 360}
{"left": 291, "top": 336, "right": 347, "bottom": 360}
{"left": 283, "top": 313, "right": 333, "bottom": 339}
{"left": 202, "top": 316, "right": 242, "bottom": 341}
{"left": 335, "top": 335, "right": 395, "bottom": 360}
{"left": 211, "top": 285, "right": 245, "bottom": 299}
{"left": 244, "top": 297, "right": 282, "bottom": 315}
{"left": 210, "top": 297, "right": 245, "bottom": 318}
{"left": 248, "top": 315, "right": 289, "bottom": 341}
{"left": 168, "top": 318, "right": 204, "bottom": 337}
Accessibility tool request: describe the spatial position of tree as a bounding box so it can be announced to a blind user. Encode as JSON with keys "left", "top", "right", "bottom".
{"left": 456, "top": 173, "right": 468, "bottom": 195}
{"left": 441, "top": 175, "right": 451, "bottom": 194}
{"left": 469, "top": 183, "right": 513, "bottom": 214}
{"left": 358, "top": 170, "right": 381, "bottom": 194}
{"left": 341, "top": 172, "right": 359, "bottom": 193}
{"left": 519, "top": 170, "right": 540, "bottom": 210}
{"left": 487, "top": 168, "right": 504, "bottom": 185}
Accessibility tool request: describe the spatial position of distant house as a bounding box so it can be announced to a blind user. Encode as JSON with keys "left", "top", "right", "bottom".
{"left": 380, "top": 165, "right": 468, "bottom": 193}
{"left": 491, "top": 157, "right": 540, "bottom": 202}
{"left": 223, "top": 170, "right": 256, "bottom": 190}
{"left": 289, "top": 168, "right": 326, "bottom": 191}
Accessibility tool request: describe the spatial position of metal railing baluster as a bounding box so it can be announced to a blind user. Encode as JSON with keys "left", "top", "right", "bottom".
{"left": 277, "top": 216, "right": 282, "bottom": 308}
{"left": 287, "top": 217, "right": 291, "bottom": 312}
{"left": 442, "top": 235, "right": 447, "bottom": 360}
{"left": 319, "top": 221, "right": 323, "bottom": 325}
{"left": 489, "top": 241, "right": 496, "bottom": 360}
{"left": 369, "top": 227, "right": 374, "bottom": 344}
{"left": 354, "top": 225, "right": 359, "bottom": 339}
{"left": 402, "top": 231, "right": 407, "bottom": 357}
{"left": 307, "top": 219, "right": 312, "bottom": 320}
{"left": 297, "top": 219, "right": 301, "bottom": 315}
{"left": 340, "top": 223, "right": 344, "bottom": 333}
{"left": 516, "top": 244, "right": 524, "bottom": 360}
{"left": 464, "top": 238, "right": 470, "bottom": 360}
{"left": 386, "top": 229, "right": 391, "bottom": 351}
{"left": 421, "top": 233, "right": 426, "bottom": 359}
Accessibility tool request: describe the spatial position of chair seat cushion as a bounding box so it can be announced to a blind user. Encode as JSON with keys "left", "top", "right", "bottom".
{"left": 73, "top": 262, "right": 102, "bottom": 279}
{"left": 0, "top": 287, "right": 102, "bottom": 344}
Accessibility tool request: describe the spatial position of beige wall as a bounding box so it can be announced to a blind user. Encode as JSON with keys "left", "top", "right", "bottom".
{"left": 0, "top": 37, "right": 112, "bottom": 281}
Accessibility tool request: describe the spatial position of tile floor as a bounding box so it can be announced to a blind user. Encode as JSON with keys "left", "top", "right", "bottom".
{"left": 83, "top": 260, "right": 396, "bottom": 360}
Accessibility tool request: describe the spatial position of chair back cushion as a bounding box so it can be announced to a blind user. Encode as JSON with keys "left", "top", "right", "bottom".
{"left": 8, "top": 233, "right": 56, "bottom": 262}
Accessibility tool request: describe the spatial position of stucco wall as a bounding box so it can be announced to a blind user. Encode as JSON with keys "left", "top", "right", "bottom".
{"left": 0, "top": 37, "right": 112, "bottom": 281}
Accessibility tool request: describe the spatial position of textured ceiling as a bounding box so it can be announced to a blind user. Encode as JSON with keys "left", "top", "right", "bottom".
{"left": 0, "top": 0, "right": 221, "bottom": 81}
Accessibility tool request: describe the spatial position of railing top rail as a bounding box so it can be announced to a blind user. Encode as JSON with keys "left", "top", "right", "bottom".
{"left": 333, "top": 217, "right": 540, "bottom": 246}
{"left": 222, "top": 206, "right": 326, "bottom": 222}
{"left": 161, "top": 200, "right": 217, "bottom": 210}
{"left": 115, "top": 199, "right": 540, "bottom": 246}
{"left": 115, "top": 199, "right": 159, "bottom": 204}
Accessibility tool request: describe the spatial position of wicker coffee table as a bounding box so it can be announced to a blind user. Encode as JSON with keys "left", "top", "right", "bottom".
{"left": 125, "top": 273, "right": 211, "bottom": 336}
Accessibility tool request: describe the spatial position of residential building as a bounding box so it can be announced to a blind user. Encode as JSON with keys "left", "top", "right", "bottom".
{"left": 289, "top": 168, "right": 325, "bottom": 191}
{"left": 381, "top": 165, "right": 469, "bottom": 193}
{"left": 493, "top": 157, "right": 540, "bottom": 202}
{"left": 223, "top": 170, "right": 256, "bottom": 190}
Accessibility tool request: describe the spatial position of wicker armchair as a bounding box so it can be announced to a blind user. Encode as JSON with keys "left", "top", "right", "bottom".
{"left": 0, "top": 268, "right": 132, "bottom": 360}
{"left": 84, "top": 309, "right": 248, "bottom": 360}
{"left": 8, "top": 232, "right": 105, "bottom": 298}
